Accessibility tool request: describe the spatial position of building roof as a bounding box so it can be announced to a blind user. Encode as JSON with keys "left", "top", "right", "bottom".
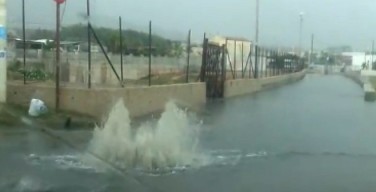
{"left": 60, "top": 41, "right": 81, "bottom": 45}
{"left": 209, "top": 35, "right": 252, "bottom": 44}
{"left": 224, "top": 36, "right": 251, "bottom": 42}
{"left": 10, "top": 38, "right": 80, "bottom": 46}
{"left": 342, "top": 52, "right": 365, "bottom": 56}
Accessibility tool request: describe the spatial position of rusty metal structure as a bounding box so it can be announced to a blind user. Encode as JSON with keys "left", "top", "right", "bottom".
{"left": 200, "top": 36, "right": 305, "bottom": 99}
{"left": 200, "top": 38, "right": 226, "bottom": 98}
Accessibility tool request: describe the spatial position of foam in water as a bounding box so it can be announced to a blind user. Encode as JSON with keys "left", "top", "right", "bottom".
{"left": 88, "top": 100, "right": 206, "bottom": 171}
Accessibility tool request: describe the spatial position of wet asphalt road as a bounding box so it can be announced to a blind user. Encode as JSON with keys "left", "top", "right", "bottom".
{"left": 2, "top": 74, "right": 376, "bottom": 192}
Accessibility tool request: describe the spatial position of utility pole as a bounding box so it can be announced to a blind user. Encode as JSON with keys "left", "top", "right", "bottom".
{"left": 309, "top": 34, "right": 314, "bottom": 65}
{"left": 55, "top": 0, "right": 65, "bottom": 111}
{"left": 22, "top": 0, "right": 26, "bottom": 84}
{"left": 87, "top": 0, "right": 92, "bottom": 88}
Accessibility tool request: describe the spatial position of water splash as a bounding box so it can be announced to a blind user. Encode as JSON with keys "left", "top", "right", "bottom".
{"left": 87, "top": 100, "right": 207, "bottom": 172}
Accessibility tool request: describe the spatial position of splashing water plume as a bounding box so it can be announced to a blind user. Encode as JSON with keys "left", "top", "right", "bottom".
{"left": 88, "top": 100, "right": 206, "bottom": 172}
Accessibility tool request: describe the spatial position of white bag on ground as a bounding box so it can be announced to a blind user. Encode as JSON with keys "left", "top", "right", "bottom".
{"left": 28, "top": 99, "right": 48, "bottom": 117}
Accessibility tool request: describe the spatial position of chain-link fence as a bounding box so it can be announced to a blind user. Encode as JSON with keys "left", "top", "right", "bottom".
{"left": 6, "top": 0, "right": 202, "bottom": 88}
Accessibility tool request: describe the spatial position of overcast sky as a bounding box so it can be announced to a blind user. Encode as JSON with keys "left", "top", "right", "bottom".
{"left": 6, "top": 0, "right": 376, "bottom": 50}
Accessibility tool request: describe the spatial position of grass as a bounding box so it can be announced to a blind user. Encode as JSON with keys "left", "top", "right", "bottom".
{"left": 0, "top": 104, "right": 23, "bottom": 127}
{"left": 370, "top": 77, "right": 376, "bottom": 89}
{"left": 0, "top": 103, "right": 96, "bottom": 130}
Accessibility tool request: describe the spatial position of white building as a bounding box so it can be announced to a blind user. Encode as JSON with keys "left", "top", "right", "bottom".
{"left": 209, "top": 35, "right": 257, "bottom": 78}
{"left": 342, "top": 52, "right": 376, "bottom": 71}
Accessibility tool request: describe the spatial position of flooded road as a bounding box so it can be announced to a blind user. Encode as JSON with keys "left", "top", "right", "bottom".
{"left": 2, "top": 74, "right": 376, "bottom": 192}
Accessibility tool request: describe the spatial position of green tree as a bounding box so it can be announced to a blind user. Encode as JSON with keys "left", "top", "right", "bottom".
{"left": 28, "top": 23, "right": 174, "bottom": 56}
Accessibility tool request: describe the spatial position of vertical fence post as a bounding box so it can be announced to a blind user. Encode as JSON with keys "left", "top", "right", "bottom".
{"left": 265, "top": 49, "right": 271, "bottom": 77}
{"left": 264, "top": 49, "right": 267, "bottom": 77}
{"left": 275, "top": 50, "right": 277, "bottom": 76}
{"left": 241, "top": 42, "right": 244, "bottom": 78}
{"left": 272, "top": 50, "right": 275, "bottom": 76}
{"left": 249, "top": 44, "right": 252, "bottom": 78}
{"left": 283, "top": 53, "right": 286, "bottom": 74}
{"left": 200, "top": 34, "right": 207, "bottom": 82}
{"left": 259, "top": 47, "right": 262, "bottom": 78}
{"left": 263, "top": 48, "right": 266, "bottom": 77}
{"left": 234, "top": 40, "right": 237, "bottom": 79}
{"left": 22, "top": 0, "right": 26, "bottom": 84}
{"left": 148, "top": 20, "right": 152, "bottom": 86}
{"left": 275, "top": 50, "right": 277, "bottom": 75}
{"left": 87, "top": 0, "right": 91, "bottom": 88}
{"left": 280, "top": 52, "right": 283, "bottom": 75}
{"left": 272, "top": 50, "right": 274, "bottom": 76}
{"left": 221, "top": 45, "right": 226, "bottom": 96}
{"left": 262, "top": 48, "right": 267, "bottom": 77}
{"left": 281, "top": 52, "right": 284, "bottom": 74}
{"left": 261, "top": 48, "right": 264, "bottom": 78}
{"left": 186, "top": 29, "right": 191, "bottom": 83}
{"left": 254, "top": 45, "right": 258, "bottom": 78}
{"left": 119, "top": 16, "right": 124, "bottom": 83}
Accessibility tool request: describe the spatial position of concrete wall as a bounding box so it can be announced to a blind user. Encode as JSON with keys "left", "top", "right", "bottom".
{"left": 7, "top": 82, "right": 206, "bottom": 119}
{"left": 343, "top": 71, "right": 364, "bottom": 87}
{"left": 0, "top": 0, "right": 6, "bottom": 102}
{"left": 6, "top": 67, "right": 305, "bottom": 119}
{"left": 224, "top": 71, "right": 306, "bottom": 98}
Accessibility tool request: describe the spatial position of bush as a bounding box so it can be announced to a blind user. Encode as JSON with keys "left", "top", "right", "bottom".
{"left": 7, "top": 60, "right": 22, "bottom": 72}
{"left": 17, "top": 69, "right": 51, "bottom": 81}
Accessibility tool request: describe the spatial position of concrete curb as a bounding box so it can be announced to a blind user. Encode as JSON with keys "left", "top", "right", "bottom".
{"left": 363, "top": 79, "right": 376, "bottom": 102}
{"left": 343, "top": 72, "right": 376, "bottom": 102}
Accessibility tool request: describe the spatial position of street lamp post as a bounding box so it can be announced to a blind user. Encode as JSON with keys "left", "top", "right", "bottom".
{"left": 255, "top": 0, "right": 259, "bottom": 45}
{"left": 299, "top": 12, "right": 304, "bottom": 57}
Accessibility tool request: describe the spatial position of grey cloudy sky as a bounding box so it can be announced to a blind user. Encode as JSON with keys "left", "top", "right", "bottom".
{"left": 7, "top": 0, "right": 376, "bottom": 50}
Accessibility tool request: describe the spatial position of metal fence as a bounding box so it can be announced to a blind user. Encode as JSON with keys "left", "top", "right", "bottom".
{"left": 224, "top": 44, "right": 305, "bottom": 80}
{"left": 7, "top": 0, "right": 200, "bottom": 89}
{"left": 7, "top": 50, "right": 202, "bottom": 86}
{"left": 200, "top": 37, "right": 305, "bottom": 99}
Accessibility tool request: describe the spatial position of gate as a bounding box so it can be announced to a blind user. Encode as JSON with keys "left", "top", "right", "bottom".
{"left": 200, "top": 38, "right": 226, "bottom": 98}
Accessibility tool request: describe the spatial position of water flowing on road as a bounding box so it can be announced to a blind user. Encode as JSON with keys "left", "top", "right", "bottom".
{"left": 2, "top": 74, "right": 376, "bottom": 192}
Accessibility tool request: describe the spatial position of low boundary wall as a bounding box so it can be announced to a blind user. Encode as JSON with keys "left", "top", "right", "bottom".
{"left": 7, "top": 83, "right": 206, "bottom": 119}
{"left": 343, "top": 71, "right": 376, "bottom": 102}
{"left": 6, "top": 71, "right": 307, "bottom": 119}
{"left": 224, "top": 71, "right": 306, "bottom": 98}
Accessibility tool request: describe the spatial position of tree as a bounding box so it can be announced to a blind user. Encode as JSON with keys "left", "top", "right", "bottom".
{"left": 26, "top": 24, "right": 175, "bottom": 56}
